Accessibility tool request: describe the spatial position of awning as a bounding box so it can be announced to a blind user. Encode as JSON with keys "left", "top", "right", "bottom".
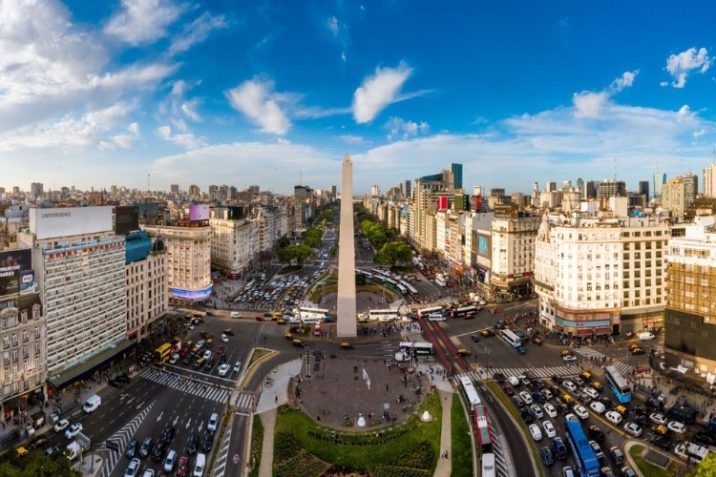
{"left": 47, "top": 339, "right": 135, "bottom": 389}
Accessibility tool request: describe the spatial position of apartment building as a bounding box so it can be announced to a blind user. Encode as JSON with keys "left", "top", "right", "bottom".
{"left": 490, "top": 213, "right": 540, "bottom": 296}
{"left": 18, "top": 207, "right": 127, "bottom": 384}
{"left": 534, "top": 214, "right": 669, "bottom": 336}
{"left": 664, "top": 216, "right": 716, "bottom": 376}
{"left": 209, "top": 207, "right": 257, "bottom": 278}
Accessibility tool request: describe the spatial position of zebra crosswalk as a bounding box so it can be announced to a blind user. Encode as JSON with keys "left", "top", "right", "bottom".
{"left": 573, "top": 347, "right": 635, "bottom": 375}
{"left": 100, "top": 401, "right": 156, "bottom": 477}
{"left": 211, "top": 421, "right": 233, "bottom": 477}
{"left": 483, "top": 365, "right": 581, "bottom": 379}
{"left": 140, "top": 368, "right": 232, "bottom": 403}
{"left": 234, "top": 392, "right": 255, "bottom": 413}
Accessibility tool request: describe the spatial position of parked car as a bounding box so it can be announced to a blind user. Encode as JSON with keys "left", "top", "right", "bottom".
{"left": 54, "top": 419, "right": 70, "bottom": 433}
{"left": 668, "top": 421, "right": 686, "bottom": 434}
{"left": 542, "top": 420, "right": 557, "bottom": 438}
{"left": 529, "top": 423, "right": 543, "bottom": 441}
{"left": 605, "top": 411, "right": 623, "bottom": 425}
{"left": 573, "top": 405, "right": 589, "bottom": 420}
{"left": 649, "top": 413, "right": 667, "bottom": 425}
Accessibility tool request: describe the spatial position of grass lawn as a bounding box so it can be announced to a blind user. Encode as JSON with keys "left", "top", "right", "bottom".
{"left": 248, "top": 415, "right": 264, "bottom": 477}
{"left": 629, "top": 445, "right": 678, "bottom": 477}
{"left": 273, "top": 391, "right": 442, "bottom": 475}
{"left": 451, "top": 394, "right": 474, "bottom": 477}
{"left": 485, "top": 380, "right": 544, "bottom": 477}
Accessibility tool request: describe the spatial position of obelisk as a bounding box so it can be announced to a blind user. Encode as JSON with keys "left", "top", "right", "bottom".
{"left": 337, "top": 154, "right": 357, "bottom": 337}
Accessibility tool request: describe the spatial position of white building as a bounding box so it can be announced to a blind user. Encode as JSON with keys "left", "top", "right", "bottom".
{"left": 534, "top": 213, "right": 669, "bottom": 336}
{"left": 209, "top": 207, "right": 257, "bottom": 278}
{"left": 490, "top": 214, "right": 540, "bottom": 295}
{"left": 143, "top": 223, "right": 212, "bottom": 300}
{"left": 18, "top": 207, "right": 128, "bottom": 383}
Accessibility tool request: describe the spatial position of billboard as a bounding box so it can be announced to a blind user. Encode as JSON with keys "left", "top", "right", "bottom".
{"left": 30, "top": 207, "right": 113, "bottom": 240}
{"left": 0, "top": 249, "right": 32, "bottom": 298}
{"left": 189, "top": 204, "right": 210, "bottom": 221}
{"left": 478, "top": 234, "right": 491, "bottom": 258}
{"left": 436, "top": 196, "right": 448, "bottom": 210}
{"left": 115, "top": 206, "right": 139, "bottom": 235}
{"left": 170, "top": 284, "right": 213, "bottom": 301}
{"left": 19, "top": 270, "right": 35, "bottom": 295}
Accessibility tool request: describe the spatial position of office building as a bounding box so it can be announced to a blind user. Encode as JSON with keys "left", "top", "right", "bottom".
{"left": 404, "top": 180, "right": 412, "bottom": 199}
{"left": 451, "top": 163, "right": 463, "bottom": 190}
{"left": 489, "top": 213, "right": 540, "bottom": 296}
{"left": 18, "top": 207, "right": 128, "bottom": 385}
{"left": 371, "top": 184, "right": 380, "bottom": 198}
{"left": 188, "top": 184, "right": 200, "bottom": 198}
{"left": 638, "top": 181, "right": 650, "bottom": 200}
{"left": 704, "top": 163, "right": 716, "bottom": 198}
{"left": 597, "top": 180, "right": 626, "bottom": 203}
{"left": 209, "top": 207, "right": 256, "bottom": 278}
{"left": 654, "top": 171, "right": 666, "bottom": 199}
{"left": 170, "top": 184, "right": 180, "bottom": 195}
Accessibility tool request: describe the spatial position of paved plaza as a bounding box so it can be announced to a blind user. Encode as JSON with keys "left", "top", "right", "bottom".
{"left": 297, "top": 356, "right": 429, "bottom": 429}
{"left": 318, "top": 290, "right": 395, "bottom": 312}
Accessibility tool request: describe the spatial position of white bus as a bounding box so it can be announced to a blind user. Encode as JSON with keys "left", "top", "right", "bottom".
{"left": 369, "top": 309, "right": 400, "bottom": 322}
{"left": 294, "top": 306, "right": 329, "bottom": 324}
{"left": 498, "top": 329, "right": 522, "bottom": 348}
{"left": 418, "top": 306, "right": 443, "bottom": 318}
{"left": 675, "top": 442, "right": 710, "bottom": 464}
{"left": 453, "top": 305, "right": 479, "bottom": 319}
{"left": 458, "top": 376, "right": 481, "bottom": 407}
{"left": 481, "top": 453, "right": 496, "bottom": 477}
{"left": 399, "top": 341, "right": 434, "bottom": 355}
{"left": 435, "top": 276, "right": 447, "bottom": 287}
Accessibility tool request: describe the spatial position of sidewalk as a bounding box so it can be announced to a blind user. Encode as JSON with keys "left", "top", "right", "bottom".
{"left": 255, "top": 358, "right": 302, "bottom": 414}
{"left": 258, "top": 408, "right": 277, "bottom": 477}
{"left": 433, "top": 389, "right": 453, "bottom": 477}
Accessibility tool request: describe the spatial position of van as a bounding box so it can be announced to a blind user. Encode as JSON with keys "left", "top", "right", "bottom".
{"left": 83, "top": 394, "right": 101, "bottom": 413}
{"left": 230, "top": 312, "right": 241, "bottom": 319}
{"left": 193, "top": 452, "right": 206, "bottom": 477}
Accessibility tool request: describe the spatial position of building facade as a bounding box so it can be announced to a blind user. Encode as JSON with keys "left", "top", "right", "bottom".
{"left": 490, "top": 214, "right": 540, "bottom": 295}
{"left": 209, "top": 207, "right": 257, "bottom": 278}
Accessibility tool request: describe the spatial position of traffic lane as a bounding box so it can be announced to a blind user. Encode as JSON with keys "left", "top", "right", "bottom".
{"left": 458, "top": 332, "right": 567, "bottom": 368}
{"left": 224, "top": 413, "right": 249, "bottom": 477}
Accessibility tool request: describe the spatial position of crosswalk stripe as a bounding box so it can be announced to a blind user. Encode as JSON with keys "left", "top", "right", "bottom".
{"left": 99, "top": 401, "right": 156, "bottom": 477}
{"left": 139, "top": 368, "right": 233, "bottom": 404}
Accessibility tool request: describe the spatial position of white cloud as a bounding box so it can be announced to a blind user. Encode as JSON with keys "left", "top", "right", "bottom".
{"left": 104, "top": 0, "right": 186, "bottom": 46}
{"left": 168, "top": 12, "right": 227, "bottom": 55}
{"left": 385, "top": 117, "right": 429, "bottom": 140}
{"left": 180, "top": 100, "right": 201, "bottom": 121}
{"left": 611, "top": 70, "right": 639, "bottom": 91}
{"left": 327, "top": 16, "right": 339, "bottom": 37}
{"left": 572, "top": 70, "right": 638, "bottom": 118}
{"left": 226, "top": 78, "right": 291, "bottom": 135}
{"left": 677, "top": 104, "right": 693, "bottom": 121}
{"left": 339, "top": 134, "right": 367, "bottom": 145}
{"left": 693, "top": 129, "right": 706, "bottom": 138}
{"left": 353, "top": 62, "right": 413, "bottom": 123}
{"left": 665, "top": 47, "right": 712, "bottom": 88}
{"left": 104, "top": 121, "right": 142, "bottom": 149}
{"left": 156, "top": 125, "right": 204, "bottom": 148}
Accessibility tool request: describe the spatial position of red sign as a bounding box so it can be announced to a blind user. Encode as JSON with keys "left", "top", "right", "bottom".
{"left": 436, "top": 196, "right": 448, "bottom": 210}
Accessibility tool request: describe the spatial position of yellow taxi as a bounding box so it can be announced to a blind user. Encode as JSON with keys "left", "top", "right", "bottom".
{"left": 340, "top": 342, "right": 353, "bottom": 350}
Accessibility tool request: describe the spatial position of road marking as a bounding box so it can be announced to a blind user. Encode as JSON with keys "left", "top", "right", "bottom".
{"left": 185, "top": 418, "right": 192, "bottom": 429}
{"left": 156, "top": 411, "right": 164, "bottom": 422}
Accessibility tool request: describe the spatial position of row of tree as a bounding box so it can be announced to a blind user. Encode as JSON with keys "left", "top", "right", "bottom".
{"left": 275, "top": 226, "right": 325, "bottom": 267}
{"left": 0, "top": 451, "right": 78, "bottom": 477}
{"left": 356, "top": 206, "right": 412, "bottom": 268}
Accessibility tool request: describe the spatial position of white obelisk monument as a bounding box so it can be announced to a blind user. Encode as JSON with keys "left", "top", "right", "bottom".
{"left": 337, "top": 154, "right": 357, "bottom": 337}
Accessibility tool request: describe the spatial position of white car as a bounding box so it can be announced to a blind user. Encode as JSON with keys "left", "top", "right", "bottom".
{"left": 221, "top": 334, "right": 229, "bottom": 343}
{"left": 65, "top": 422, "right": 83, "bottom": 439}
{"left": 233, "top": 361, "right": 242, "bottom": 373}
{"left": 589, "top": 401, "right": 606, "bottom": 414}
{"left": 217, "top": 363, "right": 231, "bottom": 376}
{"left": 529, "top": 423, "right": 543, "bottom": 441}
{"left": 530, "top": 404, "right": 544, "bottom": 419}
{"left": 142, "top": 470, "right": 155, "bottom": 477}
{"left": 605, "top": 410, "right": 623, "bottom": 425}
{"left": 624, "top": 422, "right": 643, "bottom": 437}
{"left": 583, "top": 387, "right": 599, "bottom": 399}
{"left": 54, "top": 418, "right": 70, "bottom": 433}
{"left": 649, "top": 413, "right": 667, "bottom": 425}
{"left": 573, "top": 405, "right": 589, "bottom": 420}
{"left": 668, "top": 421, "right": 686, "bottom": 434}
{"left": 563, "top": 381, "right": 577, "bottom": 393}
{"left": 207, "top": 412, "right": 219, "bottom": 433}
{"left": 563, "top": 354, "right": 577, "bottom": 363}
{"left": 637, "top": 331, "right": 655, "bottom": 340}
{"left": 519, "top": 391, "right": 533, "bottom": 405}
{"left": 542, "top": 420, "right": 557, "bottom": 438}
{"left": 203, "top": 350, "right": 212, "bottom": 361}
{"left": 124, "top": 458, "right": 140, "bottom": 477}
{"left": 508, "top": 376, "right": 520, "bottom": 387}
{"left": 544, "top": 403, "right": 558, "bottom": 418}
{"left": 169, "top": 353, "right": 180, "bottom": 364}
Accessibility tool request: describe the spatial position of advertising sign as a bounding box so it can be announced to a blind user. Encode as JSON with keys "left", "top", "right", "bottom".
{"left": 189, "top": 204, "right": 210, "bottom": 221}
{"left": 436, "top": 196, "right": 448, "bottom": 210}
{"left": 19, "top": 270, "right": 35, "bottom": 295}
{"left": 478, "top": 234, "right": 491, "bottom": 258}
{"left": 115, "top": 206, "right": 139, "bottom": 235}
{"left": 0, "top": 249, "right": 32, "bottom": 298}
{"left": 30, "top": 207, "right": 113, "bottom": 240}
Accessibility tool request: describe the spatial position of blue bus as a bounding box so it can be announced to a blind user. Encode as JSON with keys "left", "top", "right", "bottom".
{"left": 564, "top": 417, "right": 600, "bottom": 477}
{"left": 605, "top": 365, "right": 632, "bottom": 404}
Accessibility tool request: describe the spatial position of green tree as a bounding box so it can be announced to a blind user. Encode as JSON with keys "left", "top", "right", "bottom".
{"left": 301, "top": 227, "right": 323, "bottom": 248}
{"left": 690, "top": 454, "right": 716, "bottom": 477}
{"left": 375, "top": 241, "right": 413, "bottom": 267}
{"left": 0, "top": 451, "right": 79, "bottom": 477}
{"left": 291, "top": 244, "right": 314, "bottom": 265}
{"left": 276, "top": 245, "right": 296, "bottom": 265}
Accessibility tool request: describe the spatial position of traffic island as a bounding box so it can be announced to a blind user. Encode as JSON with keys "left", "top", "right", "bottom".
{"left": 627, "top": 443, "right": 681, "bottom": 477}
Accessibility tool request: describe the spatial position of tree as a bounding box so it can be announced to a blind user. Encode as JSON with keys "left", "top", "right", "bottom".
{"left": 0, "top": 450, "right": 79, "bottom": 477}
{"left": 301, "top": 227, "right": 323, "bottom": 248}
{"left": 690, "top": 454, "right": 716, "bottom": 477}
{"left": 375, "top": 241, "right": 413, "bottom": 267}
{"left": 291, "top": 244, "right": 314, "bottom": 266}
{"left": 276, "top": 246, "right": 295, "bottom": 265}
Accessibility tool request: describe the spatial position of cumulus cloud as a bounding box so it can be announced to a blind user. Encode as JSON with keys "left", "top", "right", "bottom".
{"left": 226, "top": 78, "right": 291, "bottom": 135}
{"left": 103, "top": 121, "right": 141, "bottom": 149}
{"left": 353, "top": 63, "right": 413, "bottom": 123}
{"left": 169, "top": 12, "right": 228, "bottom": 55}
{"left": 664, "top": 47, "right": 712, "bottom": 88}
{"left": 385, "top": 117, "right": 429, "bottom": 140}
{"left": 104, "top": 0, "right": 186, "bottom": 46}
{"left": 339, "top": 134, "right": 367, "bottom": 145}
{"left": 611, "top": 70, "right": 639, "bottom": 91}
{"left": 572, "top": 70, "right": 638, "bottom": 118}
{"left": 156, "top": 125, "right": 204, "bottom": 148}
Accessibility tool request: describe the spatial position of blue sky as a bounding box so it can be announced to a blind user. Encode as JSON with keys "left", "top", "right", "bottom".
{"left": 1, "top": 0, "right": 715, "bottom": 195}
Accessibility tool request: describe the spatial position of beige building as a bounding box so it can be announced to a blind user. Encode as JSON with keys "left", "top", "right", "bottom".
{"left": 143, "top": 223, "right": 212, "bottom": 300}
{"left": 704, "top": 163, "right": 716, "bottom": 198}
{"left": 209, "top": 208, "right": 257, "bottom": 278}
{"left": 490, "top": 214, "right": 540, "bottom": 295}
{"left": 662, "top": 173, "right": 698, "bottom": 219}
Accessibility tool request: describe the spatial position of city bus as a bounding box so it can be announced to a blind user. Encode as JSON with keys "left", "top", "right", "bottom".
{"left": 605, "top": 365, "right": 632, "bottom": 404}
{"left": 402, "top": 281, "right": 418, "bottom": 295}
{"left": 458, "top": 376, "right": 493, "bottom": 454}
{"left": 564, "top": 416, "right": 600, "bottom": 477}
{"left": 497, "top": 329, "right": 522, "bottom": 349}
{"left": 417, "top": 306, "right": 443, "bottom": 318}
{"left": 154, "top": 342, "right": 173, "bottom": 363}
{"left": 399, "top": 341, "right": 434, "bottom": 355}
{"left": 368, "top": 309, "right": 400, "bottom": 322}
{"left": 452, "top": 305, "right": 479, "bottom": 319}
{"left": 294, "top": 307, "right": 329, "bottom": 324}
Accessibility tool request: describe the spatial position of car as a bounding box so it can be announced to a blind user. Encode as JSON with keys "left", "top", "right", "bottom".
{"left": 532, "top": 391, "right": 546, "bottom": 404}
{"left": 589, "top": 440, "right": 605, "bottom": 463}
{"left": 589, "top": 401, "right": 606, "bottom": 414}
{"left": 529, "top": 404, "right": 544, "bottom": 419}
{"left": 694, "top": 432, "right": 716, "bottom": 447}
{"left": 169, "top": 353, "right": 180, "bottom": 364}
{"left": 125, "top": 439, "right": 138, "bottom": 459}
{"left": 532, "top": 336, "right": 544, "bottom": 345}
{"left": 610, "top": 446, "right": 625, "bottom": 466}
{"left": 649, "top": 434, "right": 671, "bottom": 450}
{"left": 520, "top": 375, "right": 532, "bottom": 387}
{"left": 221, "top": 334, "right": 229, "bottom": 343}
{"left": 649, "top": 412, "right": 667, "bottom": 425}
{"left": 54, "top": 418, "right": 70, "bottom": 433}
{"left": 493, "top": 372, "right": 506, "bottom": 383}
{"left": 164, "top": 449, "right": 177, "bottom": 472}
{"left": 562, "top": 466, "right": 576, "bottom": 477}
{"left": 544, "top": 403, "right": 558, "bottom": 418}
{"left": 520, "top": 408, "right": 534, "bottom": 424}
{"left": 517, "top": 345, "right": 526, "bottom": 354}
{"left": 233, "top": 361, "right": 242, "bottom": 373}
{"left": 529, "top": 423, "right": 543, "bottom": 441}
{"left": 573, "top": 405, "right": 589, "bottom": 420}
{"left": 176, "top": 455, "right": 190, "bottom": 476}
{"left": 186, "top": 433, "right": 199, "bottom": 455}
{"left": 202, "top": 432, "right": 214, "bottom": 452}
{"left": 64, "top": 422, "right": 83, "bottom": 439}
{"left": 161, "top": 426, "right": 176, "bottom": 444}
{"left": 624, "top": 422, "right": 642, "bottom": 437}
{"left": 540, "top": 446, "right": 554, "bottom": 466}
{"left": 207, "top": 412, "right": 219, "bottom": 432}
{"left": 222, "top": 328, "right": 234, "bottom": 336}
{"left": 512, "top": 395, "right": 525, "bottom": 409}
{"left": 601, "top": 466, "right": 617, "bottom": 477}
{"left": 583, "top": 387, "right": 599, "bottom": 399}
{"left": 202, "top": 350, "right": 212, "bottom": 360}
{"left": 631, "top": 347, "right": 645, "bottom": 355}
{"left": 574, "top": 376, "right": 585, "bottom": 387}
{"left": 562, "top": 381, "right": 577, "bottom": 393}
{"left": 481, "top": 329, "right": 495, "bottom": 337}
{"left": 519, "top": 391, "right": 533, "bottom": 405}
{"left": 141, "top": 470, "right": 155, "bottom": 477}
{"left": 588, "top": 425, "right": 605, "bottom": 444}
{"left": 542, "top": 420, "right": 557, "bottom": 438}
{"left": 217, "top": 363, "right": 231, "bottom": 376}
{"left": 139, "top": 437, "right": 153, "bottom": 459}
{"left": 563, "top": 354, "right": 577, "bottom": 362}
{"left": 124, "top": 458, "right": 141, "bottom": 477}
{"left": 503, "top": 383, "right": 515, "bottom": 396}
{"left": 605, "top": 410, "right": 623, "bottom": 424}
{"left": 508, "top": 376, "right": 520, "bottom": 387}
{"left": 668, "top": 420, "right": 686, "bottom": 434}
{"left": 592, "top": 381, "right": 603, "bottom": 392}
{"left": 152, "top": 441, "right": 167, "bottom": 462}
{"left": 620, "top": 466, "right": 637, "bottom": 477}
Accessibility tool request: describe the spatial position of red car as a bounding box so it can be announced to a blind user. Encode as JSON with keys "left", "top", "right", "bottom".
{"left": 503, "top": 383, "right": 515, "bottom": 396}
{"left": 217, "top": 345, "right": 225, "bottom": 355}
{"left": 176, "top": 455, "right": 190, "bottom": 476}
{"left": 255, "top": 316, "right": 264, "bottom": 321}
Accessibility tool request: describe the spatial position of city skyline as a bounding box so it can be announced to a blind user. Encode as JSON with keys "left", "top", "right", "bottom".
{"left": 2, "top": 1, "right": 716, "bottom": 194}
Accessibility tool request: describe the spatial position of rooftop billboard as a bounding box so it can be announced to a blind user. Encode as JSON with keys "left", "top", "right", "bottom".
{"left": 30, "top": 207, "right": 113, "bottom": 240}
{"left": 115, "top": 206, "right": 139, "bottom": 235}
{"left": 0, "top": 249, "right": 32, "bottom": 298}
{"left": 189, "top": 204, "right": 210, "bottom": 221}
